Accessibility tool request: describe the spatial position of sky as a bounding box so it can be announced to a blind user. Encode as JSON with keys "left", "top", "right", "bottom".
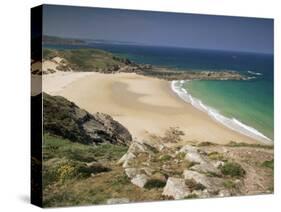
{"left": 43, "top": 4, "right": 273, "bottom": 54}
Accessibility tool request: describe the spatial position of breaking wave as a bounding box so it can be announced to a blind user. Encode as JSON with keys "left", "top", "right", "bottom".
{"left": 247, "top": 71, "right": 263, "bottom": 76}
{"left": 171, "top": 80, "right": 272, "bottom": 144}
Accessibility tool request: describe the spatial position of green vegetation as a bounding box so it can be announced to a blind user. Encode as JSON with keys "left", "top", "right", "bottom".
{"left": 184, "top": 194, "right": 199, "bottom": 199}
{"left": 43, "top": 48, "right": 58, "bottom": 60}
{"left": 43, "top": 134, "right": 166, "bottom": 207}
{"left": 197, "top": 141, "right": 215, "bottom": 147}
{"left": 262, "top": 159, "right": 274, "bottom": 170}
{"left": 220, "top": 162, "right": 246, "bottom": 177}
{"left": 226, "top": 141, "right": 273, "bottom": 149}
{"left": 43, "top": 134, "right": 127, "bottom": 187}
{"left": 176, "top": 152, "right": 186, "bottom": 160}
{"left": 43, "top": 134, "right": 128, "bottom": 162}
{"left": 223, "top": 180, "right": 236, "bottom": 189}
{"left": 159, "top": 154, "right": 172, "bottom": 162}
{"left": 144, "top": 179, "right": 166, "bottom": 189}
{"left": 43, "top": 48, "right": 130, "bottom": 72}
{"left": 207, "top": 151, "right": 226, "bottom": 161}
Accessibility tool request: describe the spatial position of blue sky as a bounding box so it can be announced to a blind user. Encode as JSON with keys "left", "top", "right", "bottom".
{"left": 43, "top": 4, "right": 273, "bottom": 54}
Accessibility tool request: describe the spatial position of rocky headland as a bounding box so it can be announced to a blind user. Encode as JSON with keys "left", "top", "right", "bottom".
{"left": 33, "top": 48, "right": 248, "bottom": 81}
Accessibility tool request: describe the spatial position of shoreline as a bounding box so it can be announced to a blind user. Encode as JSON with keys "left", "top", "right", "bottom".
{"left": 43, "top": 71, "right": 271, "bottom": 145}
{"left": 170, "top": 80, "right": 272, "bottom": 144}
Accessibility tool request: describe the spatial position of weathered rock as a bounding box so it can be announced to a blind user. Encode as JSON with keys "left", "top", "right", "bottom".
{"left": 178, "top": 145, "right": 206, "bottom": 164}
{"left": 190, "top": 163, "right": 220, "bottom": 175}
{"left": 117, "top": 152, "right": 136, "bottom": 168}
{"left": 43, "top": 93, "right": 132, "bottom": 145}
{"left": 142, "top": 167, "right": 155, "bottom": 176}
{"left": 131, "top": 174, "right": 149, "bottom": 188}
{"left": 212, "top": 160, "right": 225, "bottom": 168}
{"left": 183, "top": 170, "right": 224, "bottom": 193}
{"left": 183, "top": 170, "right": 213, "bottom": 189}
{"left": 162, "top": 177, "right": 191, "bottom": 199}
{"left": 124, "top": 168, "right": 139, "bottom": 178}
{"left": 128, "top": 141, "right": 157, "bottom": 155}
{"left": 106, "top": 198, "right": 130, "bottom": 204}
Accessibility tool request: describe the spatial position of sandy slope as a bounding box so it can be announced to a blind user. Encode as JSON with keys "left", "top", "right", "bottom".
{"left": 43, "top": 71, "right": 262, "bottom": 144}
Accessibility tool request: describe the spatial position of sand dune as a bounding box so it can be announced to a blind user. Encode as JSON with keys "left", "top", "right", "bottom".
{"left": 43, "top": 71, "right": 262, "bottom": 145}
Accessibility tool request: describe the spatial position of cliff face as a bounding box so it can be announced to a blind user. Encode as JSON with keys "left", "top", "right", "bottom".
{"left": 43, "top": 93, "right": 132, "bottom": 145}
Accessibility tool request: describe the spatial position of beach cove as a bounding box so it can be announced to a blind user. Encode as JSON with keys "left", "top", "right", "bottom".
{"left": 43, "top": 71, "right": 266, "bottom": 145}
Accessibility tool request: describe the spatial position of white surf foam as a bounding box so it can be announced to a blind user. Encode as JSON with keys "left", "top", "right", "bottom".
{"left": 171, "top": 80, "right": 272, "bottom": 144}
{"left": 247, "top": 70, "right": 263, "bottom": 76}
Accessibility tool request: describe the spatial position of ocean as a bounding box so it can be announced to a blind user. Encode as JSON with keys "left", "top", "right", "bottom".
{"left": 45, "top": 43, "right": 274, "bottom": 143}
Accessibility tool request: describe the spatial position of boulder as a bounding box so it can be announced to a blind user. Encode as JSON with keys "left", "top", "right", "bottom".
{"left": 117, "top": 152, "right": 136, "bottom": 168}
{"left": 183, "top": 170, "right": 213, "bottom": 189}
{"left": 128, "top": 141, "right": 157, "bottom": 155}
{"left": 43, "top": 93, "right": 132, "bottom": 145}
{"left": 141, "top": 167, "right": 155, "bottom": 176}
{"left": 190, "top": 163, "right": 220, "bottom": 176}
{"left": 162, "top": 177, "right": 191, "bottom": 199}
{"left": 124, "top": 168, "right": 139, "bottom": 178}
{"left": 178, "top": 145, "right": 206, "bottom": 164}
{"left": 131, "top": 174, "right": 149, "bottom": 188}
{"left": 183, "top": 170, "right": 224, "bottom": 193}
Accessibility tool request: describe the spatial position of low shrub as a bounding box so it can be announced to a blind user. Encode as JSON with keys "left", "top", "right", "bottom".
{"left": 144, "top": 179, "right": 166, "bottom": 189}
{"left": 262, "top": 159, "right": 274, "bottom": 170}
{"left": 220, "top": 162, "right": 246, "bottom": 177}
{"left": 207, "top": 151, "right": 225, "bottom": 161}
{"left": 223, "top": 180, "right": 236, "bottom": 189}
{"left": 159, "top": 154, "right": 172, "bottom": 162}
{"left": 185, "top": 179, "right": 206, "bottom": 191}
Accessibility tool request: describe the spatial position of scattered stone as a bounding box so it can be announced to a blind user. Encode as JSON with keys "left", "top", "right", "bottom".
{"left": 162, "top": 177, "right": 191, "bottom": 199}
{"left": 178, "top": 145, "right": 206, "bottom": 164}
{"left": 131, "top": 174, "right": 149, "bottom": 188}
{"left": 190, "top": 162, "right": 220, "bottom": 176}
{"left": 125, "top": 168, "right": 139, "bottom": 178}
{"left": 128, "top": 141, "right": 151, "bottom": 154}
{"left": 142, "top": 167, "right": 155, "bottom": 176}
{"left": 183, "top": 170, "right": 213, "bottom": 189}
{"left": 118, "top": 152, "right": 136, "bottom": 168}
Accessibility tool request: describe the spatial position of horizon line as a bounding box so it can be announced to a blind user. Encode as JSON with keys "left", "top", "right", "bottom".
{"left": 43, "top": 34, "right": 273, "bottom": 55}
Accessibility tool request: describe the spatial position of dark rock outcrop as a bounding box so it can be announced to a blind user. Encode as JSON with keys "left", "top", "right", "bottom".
{"left": 43, "top": 93, "right": 132, "bottom": 145}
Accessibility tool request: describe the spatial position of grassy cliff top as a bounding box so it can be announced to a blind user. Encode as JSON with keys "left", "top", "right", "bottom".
{"left": 43, "top": 48, "right": 132, "bottom": 72}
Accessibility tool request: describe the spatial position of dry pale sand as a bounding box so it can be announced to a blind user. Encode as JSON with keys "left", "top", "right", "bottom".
{"left": 43, "top": 71, "right": 93, "bottom": 95}
{"left": 43, "top": 72, "right": 262, "bottom": 145}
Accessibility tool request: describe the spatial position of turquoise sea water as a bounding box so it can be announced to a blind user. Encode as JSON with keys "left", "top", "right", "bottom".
{"left": 45, "top": 44, "right": 274, "bottom": 142}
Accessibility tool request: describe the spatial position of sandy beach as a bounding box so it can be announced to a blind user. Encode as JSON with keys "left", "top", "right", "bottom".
{"left": 43, "top": 71, "right": 263, "bottom": 145}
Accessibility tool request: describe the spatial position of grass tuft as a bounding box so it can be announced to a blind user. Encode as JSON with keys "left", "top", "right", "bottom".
{"left": 219, "top": 162, "right": 246, "bottom": 177}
